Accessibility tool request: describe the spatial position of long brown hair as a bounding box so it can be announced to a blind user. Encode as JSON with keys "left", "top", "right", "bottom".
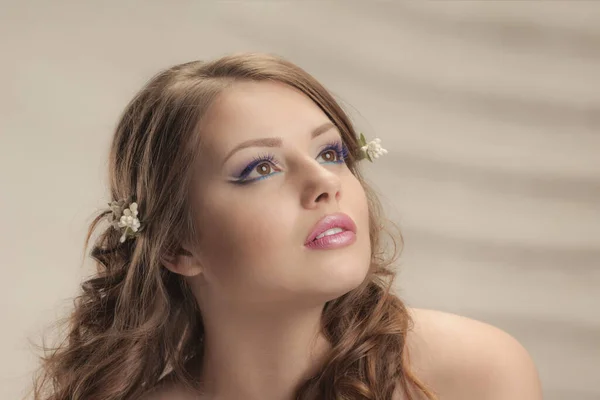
{"left": 29, "top": 52, "right": 436, "bottom": 400}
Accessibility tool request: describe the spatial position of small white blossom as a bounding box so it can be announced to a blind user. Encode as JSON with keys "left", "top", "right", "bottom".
{"left": 360, "top": 137, "right": 388, "bottom": 160}
{"left": 116, "top": 202, "right": 141, "bottom": 242}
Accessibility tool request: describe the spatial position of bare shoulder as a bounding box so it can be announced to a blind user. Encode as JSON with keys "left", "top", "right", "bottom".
{"left": 404, "top": 307, "right": 543, "bottom": 400}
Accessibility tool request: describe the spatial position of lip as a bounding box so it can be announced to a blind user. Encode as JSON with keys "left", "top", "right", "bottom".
{"left": 304, "top": 212, "right": 357, "bottom": 249}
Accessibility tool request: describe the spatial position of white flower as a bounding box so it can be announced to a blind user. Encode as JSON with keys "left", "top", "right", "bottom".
{"left": 360, "top": 137, "right": 388, "bottom": 160}
{"left": 116, "top": 202, "right": 141, "bottom": 242}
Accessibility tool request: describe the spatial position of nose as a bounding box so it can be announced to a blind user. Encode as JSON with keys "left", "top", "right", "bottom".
{"left": 300, "top": 162, "right": 342, "bottom": 210}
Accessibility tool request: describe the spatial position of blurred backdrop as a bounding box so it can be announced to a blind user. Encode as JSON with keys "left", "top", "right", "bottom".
{"left": 1, "top": 2, "right": 599, "bottom": 399}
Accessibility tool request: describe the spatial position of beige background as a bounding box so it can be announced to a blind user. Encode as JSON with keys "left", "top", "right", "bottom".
{"left": 1, "top": 1, "right": 599, "bottom": 399}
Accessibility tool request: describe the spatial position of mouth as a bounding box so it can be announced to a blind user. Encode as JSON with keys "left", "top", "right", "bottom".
{"left": 304, "top": 212, "right": 357, "bottom": 250}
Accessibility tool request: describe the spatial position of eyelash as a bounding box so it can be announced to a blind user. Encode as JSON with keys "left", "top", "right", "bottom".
{"left": 232, "top": 141, "right": 349, "bottom": 185}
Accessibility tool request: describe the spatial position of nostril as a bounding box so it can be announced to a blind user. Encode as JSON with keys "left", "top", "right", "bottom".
{"left": 315, "top": 193, "right": 329, "bottom": 202}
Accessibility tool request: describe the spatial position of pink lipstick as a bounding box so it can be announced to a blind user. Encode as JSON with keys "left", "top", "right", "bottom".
{"left": 305, "top": 212, "right": 357, "bottom": 250}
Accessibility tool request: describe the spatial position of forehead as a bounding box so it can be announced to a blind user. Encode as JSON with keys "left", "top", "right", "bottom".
{"left": 199, "top": 80, "right": 328, "bottom": 151}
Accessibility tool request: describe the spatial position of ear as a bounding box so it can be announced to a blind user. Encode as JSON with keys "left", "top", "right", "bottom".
{"left": 162, "top": 245, "right": 203, "bottom": 277}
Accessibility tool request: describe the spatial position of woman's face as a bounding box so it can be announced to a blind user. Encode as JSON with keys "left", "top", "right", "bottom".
{"left": 189, "top": 80, "right": 371, "bottom": 309}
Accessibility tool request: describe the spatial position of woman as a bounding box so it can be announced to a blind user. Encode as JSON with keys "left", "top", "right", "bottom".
{"left": 31, "top": 53, "right": 542, "bottom": 400}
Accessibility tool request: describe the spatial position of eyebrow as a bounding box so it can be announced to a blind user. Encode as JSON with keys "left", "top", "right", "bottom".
{"left": 222, "top": 121, "right": 336, "bottom": 164}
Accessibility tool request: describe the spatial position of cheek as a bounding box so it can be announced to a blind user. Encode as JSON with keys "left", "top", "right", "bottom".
{"left": 344, "top": 175, "right": 370, "bottom": 237}
{"left": 194, "top": 188, "right": 296, "bottom": 290}
{"left": 347, "top": 176, "right": 373, "bottom": 264}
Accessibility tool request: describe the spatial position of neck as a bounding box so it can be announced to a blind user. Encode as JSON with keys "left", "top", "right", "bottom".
{"left": 197, "top": 302, "right": 330, "bottom": 400}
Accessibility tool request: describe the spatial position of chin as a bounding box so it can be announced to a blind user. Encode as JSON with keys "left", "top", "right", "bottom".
{"left": 307, "top": 249, "right": 371, "bottom": 303}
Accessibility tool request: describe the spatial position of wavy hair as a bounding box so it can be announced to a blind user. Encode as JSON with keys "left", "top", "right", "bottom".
{"left": 28, "top": 52, "right": 436, "bottom": 400}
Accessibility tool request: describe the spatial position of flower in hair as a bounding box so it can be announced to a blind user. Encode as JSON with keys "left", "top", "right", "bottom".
{"left": 357, "top": 133, "right": 388, "bottom": 162}
{"left": 107, "top": 200, "right": 142, "bottom": 243}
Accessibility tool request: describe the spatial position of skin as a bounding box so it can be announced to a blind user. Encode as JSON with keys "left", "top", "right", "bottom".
{"left": 404, "top": 308, "right": 543, "bottom": 400}
{"left": 163, "top": 80, "right": 372, "bottom": 400}
{"left": 158, "top": 81, "right": 543, "bottom": 400}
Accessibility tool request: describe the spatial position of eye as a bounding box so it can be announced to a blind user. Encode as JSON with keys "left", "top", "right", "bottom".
{"left": 317, "top": 141, "right": 348, "bottom": 164}
{"left": 254, "top": 162, "right": 273, "bottom": 177}
{"left": 232, "top": 154, "right": 282, "bottom": 184}
{"left": 319, "top": 149, "right": 338, "bottom": 163}
{"left": 240, "top": 161, "right": 281, "bottom": 182}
